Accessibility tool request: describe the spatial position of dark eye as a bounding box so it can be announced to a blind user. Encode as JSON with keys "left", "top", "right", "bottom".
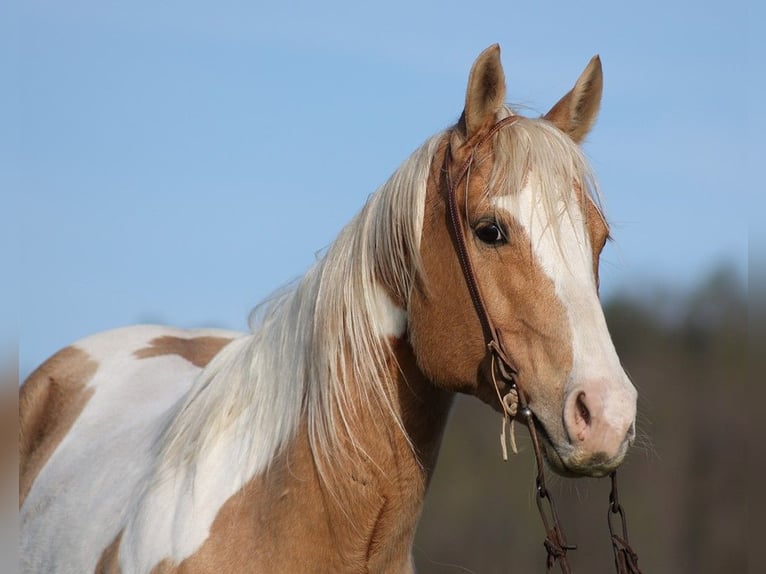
{"left": 475, "top": 222, "right": 507, "bottom": 245}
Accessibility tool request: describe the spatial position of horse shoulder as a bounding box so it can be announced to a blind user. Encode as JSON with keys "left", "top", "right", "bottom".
{"left": 127, "top": 426, "right": 421, "bottom": 574}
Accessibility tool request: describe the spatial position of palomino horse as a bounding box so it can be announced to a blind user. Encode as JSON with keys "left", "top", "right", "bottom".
{"left": 20, "top": 45, "right": 637, "bottom": 573}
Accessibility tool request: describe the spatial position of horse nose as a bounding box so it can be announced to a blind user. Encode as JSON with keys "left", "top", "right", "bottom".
{"left": 563, "top": 383, "right": 636, "bottom": 463}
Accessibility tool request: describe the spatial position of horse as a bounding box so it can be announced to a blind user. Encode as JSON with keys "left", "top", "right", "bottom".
{"left": 19, "top": 45, "right": 637, "bottom": 573}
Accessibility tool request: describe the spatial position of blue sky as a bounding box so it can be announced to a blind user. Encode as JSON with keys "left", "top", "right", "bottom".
{"left": 9, "top": 1, "right": 756, "bottom": 378}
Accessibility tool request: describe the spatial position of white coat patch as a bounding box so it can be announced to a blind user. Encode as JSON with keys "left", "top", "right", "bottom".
{"left": 19, "top": 325, "right": 244, "bottom": 574}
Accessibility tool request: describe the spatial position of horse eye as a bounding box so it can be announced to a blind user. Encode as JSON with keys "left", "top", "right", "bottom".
{"left": 475, "top": 222, "right": 507, "bottom": 245}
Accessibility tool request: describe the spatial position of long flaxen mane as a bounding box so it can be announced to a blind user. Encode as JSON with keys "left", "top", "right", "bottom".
{"left": 148, "top": 134, "right": 440, "bottom": 490}
{"left": 148, "top": 106, "right": 601, "bottom": 490}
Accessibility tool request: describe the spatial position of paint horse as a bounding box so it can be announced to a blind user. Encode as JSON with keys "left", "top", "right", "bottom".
{"left": 20, "top": 45, "right": 637, "bottom": 573}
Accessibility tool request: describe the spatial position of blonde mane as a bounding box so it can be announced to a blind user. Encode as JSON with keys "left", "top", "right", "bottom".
{"left": 151, "top": 134, "right": 445, "bottom": 487}
{"left": 150, "top": 108, "right": 601, "bottom": 488}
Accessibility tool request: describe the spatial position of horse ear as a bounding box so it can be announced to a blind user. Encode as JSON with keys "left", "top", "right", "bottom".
{"left": 544, "top": 55, "right": 603, "bottom": 143}
{"left": 463, "top": 44, "right": 506, "bottom": 138}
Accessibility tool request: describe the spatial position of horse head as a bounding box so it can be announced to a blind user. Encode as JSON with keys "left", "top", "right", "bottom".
{"left": 408, "top": 45, "right": 637, "bottom": 477}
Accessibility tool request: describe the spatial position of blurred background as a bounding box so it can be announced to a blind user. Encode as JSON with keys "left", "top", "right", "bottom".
{"left": 6, "top": 0, "right": 757, "bottom": 572}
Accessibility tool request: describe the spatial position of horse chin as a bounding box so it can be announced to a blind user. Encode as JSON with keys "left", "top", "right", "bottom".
{"left": 534, "top": 420, "right": 622, "bottom": 479}
{"left": 530, "top": 421, "right": 577, "bottom": 477}
{"left": 538, "top": 443, "right": 572, "bottom": 477}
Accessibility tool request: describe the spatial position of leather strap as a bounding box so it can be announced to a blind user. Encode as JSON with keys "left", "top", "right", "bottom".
{"left": 443, "top": 115, "right": 521, "bottom": 386}
{"left": 444, "top": 115, "right": 577, "bottom": 572}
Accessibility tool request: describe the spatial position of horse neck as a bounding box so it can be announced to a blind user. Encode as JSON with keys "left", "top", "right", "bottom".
{"left": 308, "top": 333, "right": 455, "bottom": 540}
{"left": 299, "top": 335, "right": 454, "bottom": 568}
{"left": 213, "top": 335, "right": 454, "bottom": 572}
{"left": 385, "top": 337, "right": 455, "bottom": 483}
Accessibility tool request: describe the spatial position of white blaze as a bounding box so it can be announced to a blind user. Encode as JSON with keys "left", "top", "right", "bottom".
{"left": 494, "top": 177, "right": 636, "bottom": 428}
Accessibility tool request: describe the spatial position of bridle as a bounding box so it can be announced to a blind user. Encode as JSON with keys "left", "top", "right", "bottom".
{"left": 443, "top": 115, "right": 642, "bottom": 573}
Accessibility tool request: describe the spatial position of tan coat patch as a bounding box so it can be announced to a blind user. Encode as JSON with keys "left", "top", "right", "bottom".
{"left": 134, "top": 336, "right": 233, "bottom": 368}
{"left": 95, "top": 531, "right": 123, "bottom": 574}
{"left": 19, "top": 346, "right": 98, "bottom": 506}
{"left": 584, "top": 195, "right": 610, "bottom": 285}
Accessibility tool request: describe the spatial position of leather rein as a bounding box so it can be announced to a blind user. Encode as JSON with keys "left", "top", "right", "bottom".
{"left": 443, "top": 115, "right": 641, "bottom": 573}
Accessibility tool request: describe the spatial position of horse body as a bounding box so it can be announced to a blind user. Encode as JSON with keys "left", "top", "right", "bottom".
{"left": 20, "top": 45, "right": 638, "bottom": 573}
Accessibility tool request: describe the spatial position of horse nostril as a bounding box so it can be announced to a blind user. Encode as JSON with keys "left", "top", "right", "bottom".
{"left": 576, "top": 392, "right": 591, "bottom": 426}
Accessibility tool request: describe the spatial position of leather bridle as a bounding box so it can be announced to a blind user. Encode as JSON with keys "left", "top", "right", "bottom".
{"left": 442, "top": 115, "right": 642, "bottom": 573}
{"left": 443, "top": 115, "right": 521, "bottom": 388}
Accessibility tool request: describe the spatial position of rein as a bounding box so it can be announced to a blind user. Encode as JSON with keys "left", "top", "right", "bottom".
{"left": 443, "top": 116, "right": 642, "bottom": 573}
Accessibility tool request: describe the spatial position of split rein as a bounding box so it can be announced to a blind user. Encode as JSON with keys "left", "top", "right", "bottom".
{"left": 443, "top": 115, "right": 642, "bottom": 573}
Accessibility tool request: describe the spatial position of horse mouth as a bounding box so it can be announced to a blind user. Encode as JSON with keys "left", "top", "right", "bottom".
{"left": 528, "top": 419, "right": 573, "bottom": 476}
{"left": 531, "top": 418, "right": 620, "bottom": 478}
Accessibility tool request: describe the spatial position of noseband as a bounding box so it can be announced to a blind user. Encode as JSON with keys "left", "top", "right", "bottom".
{"left": 443, "top": 115, "right": 641, "bottom": 573}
